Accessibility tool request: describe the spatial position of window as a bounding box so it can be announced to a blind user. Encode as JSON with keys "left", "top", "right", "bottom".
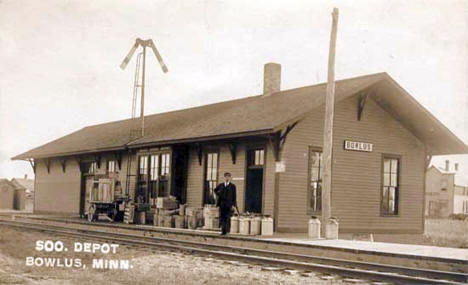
{"left": 428, "top": 201, "right": 439, "bottom": 217}
{"left": 107, "top": 160, "right": 116, "bottom": 173}
{"left": 150, "top": 155, "right": 159, "bottom": 181}
{"left": 161, "top": 153, "right": 170, "bottom": 176}
{"left": 88, "top": 162, "right": 97, "bottom": 174}
{"left": 204, "top": 152, "right": 218, "bottom": 204}
{"left": 248, "top": 149, "right": 264, "bottom": 166}
{"left": 308, "top": 148, "right": 323, "bottom": 213}
{"left": 463, "top": 201, "right": 468, "bottom": 214}
{"left": 441, "top": 179, "right": 448, "bottom": 191}
{"left": 382, "top": 156, "right": 399, "bottom": 215}
{"left": 139, "top": 156, "right": 148, "bottom": 176}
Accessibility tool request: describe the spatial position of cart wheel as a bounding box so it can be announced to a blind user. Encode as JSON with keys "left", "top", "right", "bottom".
{"left": 88, "top": 205, "right": 96, "bottom": 222}
{"left": 110, "top": 208, "right": 118, "bottom": 222}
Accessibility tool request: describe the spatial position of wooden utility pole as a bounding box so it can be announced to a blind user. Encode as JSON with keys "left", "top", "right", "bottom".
{"left": 322, "top": 7, "right": 339, "bottom": 236}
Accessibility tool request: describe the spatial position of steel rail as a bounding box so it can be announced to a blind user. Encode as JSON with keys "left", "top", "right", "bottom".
{"left": 0, "top": 219, "right": 465, "bottom": 285}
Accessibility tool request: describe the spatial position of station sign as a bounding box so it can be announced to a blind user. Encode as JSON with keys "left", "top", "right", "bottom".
{"left": 344, "top": 140, "right": 373, "bottom": 152}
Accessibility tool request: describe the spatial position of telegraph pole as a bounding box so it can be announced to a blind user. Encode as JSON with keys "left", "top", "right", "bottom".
{"left": 322, "top": 8, "right": 339, "bottom": 236}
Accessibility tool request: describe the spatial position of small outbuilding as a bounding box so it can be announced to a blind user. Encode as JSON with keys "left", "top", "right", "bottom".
{"left": 0, "top": 179, "right": 26, "bottom": 210}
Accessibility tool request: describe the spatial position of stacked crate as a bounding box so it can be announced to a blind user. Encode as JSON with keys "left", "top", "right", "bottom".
{"left": 153, "top": 197, "right": 178, "bottom": 228}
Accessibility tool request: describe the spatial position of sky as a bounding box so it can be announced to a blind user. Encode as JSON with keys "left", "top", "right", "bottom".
{"left": 0, "top": 0, "right": 467, "bottom": 179}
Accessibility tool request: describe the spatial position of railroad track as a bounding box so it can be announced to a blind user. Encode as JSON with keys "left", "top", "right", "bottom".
{"left": 0, "top": 219, "right": 466, "bottom": 285}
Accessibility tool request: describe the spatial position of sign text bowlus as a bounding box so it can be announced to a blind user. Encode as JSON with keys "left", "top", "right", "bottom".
{"left": 344, "top": 140, "right": 373, "bottom": 152}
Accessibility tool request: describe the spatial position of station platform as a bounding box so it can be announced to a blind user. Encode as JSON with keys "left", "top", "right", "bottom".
{"left": 2, "top": 213, "right": 467, "bottom": 273}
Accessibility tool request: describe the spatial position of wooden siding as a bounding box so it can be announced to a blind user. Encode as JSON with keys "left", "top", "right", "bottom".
{"left": 186, "top": 146, "right": 205, "bottom": 208}
{"left": 278, "top": 94, "right": 425, "bottom": 233}
{"left": 0, "top": 182, "right": 15, "bottom": 209}
{"left": 185, "top": 143, "right": 249, "bottom": 212}
{"left": 263, "top": 144, "right": 276, "bottom": 216}
{"left": 35, "top": 158, "right": 81, "bottom": 214}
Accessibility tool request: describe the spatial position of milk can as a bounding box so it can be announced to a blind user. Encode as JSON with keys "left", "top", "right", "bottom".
{"left": 261, "top": 216, "right": 274, "bottom": 236}
{"left": 239, "top": 216, "right": 251, "bottom": 235}
{"left": 250, "top": 216, "right": 262, "bottom": 235}
{"left": 325, "top": 217, "right": 339, "bottom": 239}
{"left": 230, "top": 215, "right": 239, "bottom": 234}
{"left": 137, "top": 211, "right": 146, "bottom": 225}
{"left": 308, "top": 216, "right": 321, "bottom": 239}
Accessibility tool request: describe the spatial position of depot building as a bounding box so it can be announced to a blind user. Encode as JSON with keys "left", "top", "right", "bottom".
{"left": 13, "top": 63, "right": 468, "bottom": 233}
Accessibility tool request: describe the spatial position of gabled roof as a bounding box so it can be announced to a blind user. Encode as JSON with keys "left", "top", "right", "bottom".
{"left": 428, "top": 165, "right": 468, "bottom": 187}
{"left": 0, "top": 179, "right": 24, "bottom": 191}
{"left": 11, "top": 178, "right": 34, "bottom": 192}
{"left": 12, "top": 72, "right": 467, "bottom": 160}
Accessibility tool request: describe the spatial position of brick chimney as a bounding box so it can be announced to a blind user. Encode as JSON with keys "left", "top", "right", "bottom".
{"left": 263, "top": 63, "right": 281, "bottom": 96}
{"left": 445, "top": 160, "right": 449, "bottom": 171}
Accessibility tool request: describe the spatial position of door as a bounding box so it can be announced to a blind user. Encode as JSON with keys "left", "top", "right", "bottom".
{"left": 245, "top": 148, "right": 264, "bottom": 213}
{"left": 79, "top": 161, "right": 97, "bottom": 216}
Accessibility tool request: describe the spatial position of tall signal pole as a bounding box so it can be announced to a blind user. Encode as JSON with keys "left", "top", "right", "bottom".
{"left": 140, "top": 45, "right": 147, "bottom": 137}
{"left": 322, "top": 8, "right": 339, "bottom": 236}
{"left": 120, "top": 38, "right": 168, "bottom": 138}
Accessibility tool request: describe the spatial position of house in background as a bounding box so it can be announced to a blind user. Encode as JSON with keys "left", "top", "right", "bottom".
{"left": 11, "top": 174, "right": 35, "bottom": 198}
{"left": 10, "top": 174, "right": 35, "bottom": 212}
{"left": 425, "top": 160, "right": 468, "bottom": 217}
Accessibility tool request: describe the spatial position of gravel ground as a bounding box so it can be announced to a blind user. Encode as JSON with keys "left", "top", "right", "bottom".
{"left": 0, "top": 226, "right": 357, "bottom": 285}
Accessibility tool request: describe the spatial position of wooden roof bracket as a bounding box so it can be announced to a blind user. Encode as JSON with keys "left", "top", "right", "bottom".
{"left": 27, "top": 159, "right": 36, "bottom": 174}
{"left": 45, "top": 158, "right": 51, "bottom": 174}
{"left": 194, "top": 143, "right": 203, "bottom": 166}
{"left": 270, "top": 121, "right": 298, "bottom": 162}
{"left": 94, "top": 154, "right": 102, "bottom": 169}
{"left": 425, "top": 147, "right": 433, "bottom": 170}
{"left": 74, "top": 156, "right": 85, "bottom": 173}
{"left": 357, "top": 85, "right": 378, "bottom": 121}
{"left": 227, "top": 142, "right": 237, "bottom": 164}
{"left": 112, "top": 152, "right": 123, "bottom": 170}
{"left": 59, "top": 157, "right": 67, "bottom": 173}
{"left": 357, "top": 93, "right": 368, "bottom": 121}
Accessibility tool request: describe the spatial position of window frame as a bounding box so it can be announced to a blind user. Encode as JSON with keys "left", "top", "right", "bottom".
{"left": 307, "top": 146, "right": 323, "bottom": 215}
{"left": 203, "top": 150, "right": 220, "bottom": 205}
{"left": 107, "top": 160, "right": 117, "bottom": 174}
{"left": 380, "top": 154, "right": 401, "bottom": 217}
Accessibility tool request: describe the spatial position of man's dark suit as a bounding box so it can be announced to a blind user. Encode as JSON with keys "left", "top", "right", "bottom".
{"left": 214, "top": 182, "right": 237, "bottom": 235}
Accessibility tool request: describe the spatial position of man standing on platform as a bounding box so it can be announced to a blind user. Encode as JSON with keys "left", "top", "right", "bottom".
{"left": 214, "top": 172, "right": 238, "bottom": 235}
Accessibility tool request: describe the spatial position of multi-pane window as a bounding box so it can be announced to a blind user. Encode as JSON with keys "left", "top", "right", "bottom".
{"left": 139, "top": 156, "right": 148, "bottom": 176}
{"left": 150, "top": 155, "right": 159, "bottom": 181}
{"left": 248, "top": 149, "right": 265, "bottom": 166}
{"left": 88, "top": 162, "right": 97, "bottom": 174}
{"left": 107, "top": 160, "right": 116, "bottom": 173}
{"left": 254, "top": 149, "right": 264, "bottom": 165}
{"left": 205, "top": 152, "right": 218, "bottom": 204}
{"left": 382, "top": 156, "right": 399, "bottom": 215}
{"left": 463, "top": 201, "right": 468, "bottom": 214}
{"left": 308, "top": 148, "right": 323, "bottom": 213}
{"left": 161, "top": 153, "right": 170, "bottom": 176}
